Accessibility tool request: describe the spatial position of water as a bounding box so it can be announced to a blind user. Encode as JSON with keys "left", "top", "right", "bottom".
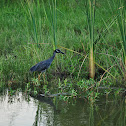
{"left": 0, "top": 90, "right": 125, "bottom": 126}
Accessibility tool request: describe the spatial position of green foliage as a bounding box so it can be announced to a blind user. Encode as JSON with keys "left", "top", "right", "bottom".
{"left": 0, "top": 0, "right": 126, "bottom": 102}
{"left": 117, "top": 0, "right": 126, "bottom": 79}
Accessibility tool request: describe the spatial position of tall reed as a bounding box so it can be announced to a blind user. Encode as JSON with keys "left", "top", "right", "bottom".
{"left": 117, "top": 0, "right": 126, "bottom": 79}
{"left": 86, "top": 0, "right": 96, "bottom": 79}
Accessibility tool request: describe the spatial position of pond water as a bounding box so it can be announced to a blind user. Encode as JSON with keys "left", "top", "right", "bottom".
{"left": 0, "top": 90, "right": 125, "bottom": 126}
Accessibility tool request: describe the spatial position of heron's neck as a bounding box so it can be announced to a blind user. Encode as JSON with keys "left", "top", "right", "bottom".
{"left": 52, "top": 52, "right": 56, "bottom": 59}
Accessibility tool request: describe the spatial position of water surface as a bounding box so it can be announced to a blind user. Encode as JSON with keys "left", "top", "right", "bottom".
{"left": 0, "top": 90, "right": 125, "bottom": 126}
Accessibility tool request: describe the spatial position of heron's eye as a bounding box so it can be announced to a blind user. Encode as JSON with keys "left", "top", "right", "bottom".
{"left": 56, "top": 49, "right": 60, "bottom": 53}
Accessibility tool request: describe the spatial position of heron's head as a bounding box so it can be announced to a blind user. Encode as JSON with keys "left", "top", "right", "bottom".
{"left": 54, "top": 49, "right": 64, "bottom": 54}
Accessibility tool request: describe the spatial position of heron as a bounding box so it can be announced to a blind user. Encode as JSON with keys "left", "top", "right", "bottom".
{"left": 30, "top": 49, "right": 64, "bottom": 80}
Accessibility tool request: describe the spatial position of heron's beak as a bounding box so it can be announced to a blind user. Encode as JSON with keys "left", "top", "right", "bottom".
{"left": 60, "top": 51, "right": 64, "bottom": 54}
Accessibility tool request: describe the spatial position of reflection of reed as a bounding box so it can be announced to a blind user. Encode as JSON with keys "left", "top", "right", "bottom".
{"left": 89, "top": 104, "right": 94, "bottom": 126}
{"left": 32, "top": 102, "right": 54, "bottom": 126}
{"left": 96, "top": 97, "right": 125, "bottom": 126}
{"left": 53, "top": 97, "right": 125, "bottom": 126}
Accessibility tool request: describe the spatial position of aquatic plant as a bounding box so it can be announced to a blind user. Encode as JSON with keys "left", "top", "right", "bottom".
{"left": 86, "top": 0, "right": 96, "bottom": 79}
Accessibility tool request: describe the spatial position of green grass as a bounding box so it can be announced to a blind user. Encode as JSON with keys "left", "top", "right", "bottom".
{"left": 0, "top": 0, "right": 126, "bottom": 99}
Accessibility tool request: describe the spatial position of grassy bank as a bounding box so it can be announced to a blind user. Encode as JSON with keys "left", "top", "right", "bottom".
{"left": 0, "top": 0, "right": 125, "bottom": 100}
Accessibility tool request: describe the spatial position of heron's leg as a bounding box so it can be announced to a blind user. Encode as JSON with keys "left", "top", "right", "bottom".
{"left": 38, "top": 73, "right": 42, "bottom": 82}
{"left": 42, "top": 72, "right": 46, "bottom": 84}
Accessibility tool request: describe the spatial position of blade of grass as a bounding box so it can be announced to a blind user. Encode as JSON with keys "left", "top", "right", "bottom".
{"left": 117, "top": 0, "right": 126, "bottom": 79}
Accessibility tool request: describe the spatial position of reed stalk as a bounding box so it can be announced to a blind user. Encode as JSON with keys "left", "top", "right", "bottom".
{"left": 117, "top": 0, "right": 126, "bottom": 79}
{"left": 49, "top": 0, "right": 57, "bottom": 50}
{"left": 86, "top": 0, "right": 96, "bottom": 79}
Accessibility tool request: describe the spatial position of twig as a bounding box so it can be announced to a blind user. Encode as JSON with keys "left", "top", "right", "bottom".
{"left": 78, "top": 55, "right": 88, "bottom": 77}
{"left": 98, "top": 64, "right": 117, "bottom": 86}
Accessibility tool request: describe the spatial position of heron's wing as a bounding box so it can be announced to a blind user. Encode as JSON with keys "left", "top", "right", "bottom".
{"left": 36, "top": 61, "right": 51, "bottom": 71}
{"left": 30, "top": 60, "right": 51, "bottom": 72}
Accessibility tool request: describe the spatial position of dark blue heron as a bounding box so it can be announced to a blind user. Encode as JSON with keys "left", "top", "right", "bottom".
{"left": 30, "top": 49, "right": 64, "bottom": 73}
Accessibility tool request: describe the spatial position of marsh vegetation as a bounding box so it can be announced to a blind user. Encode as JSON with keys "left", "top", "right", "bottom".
{"left": 0, "top": 0, "right": 126, "bottom": 101}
